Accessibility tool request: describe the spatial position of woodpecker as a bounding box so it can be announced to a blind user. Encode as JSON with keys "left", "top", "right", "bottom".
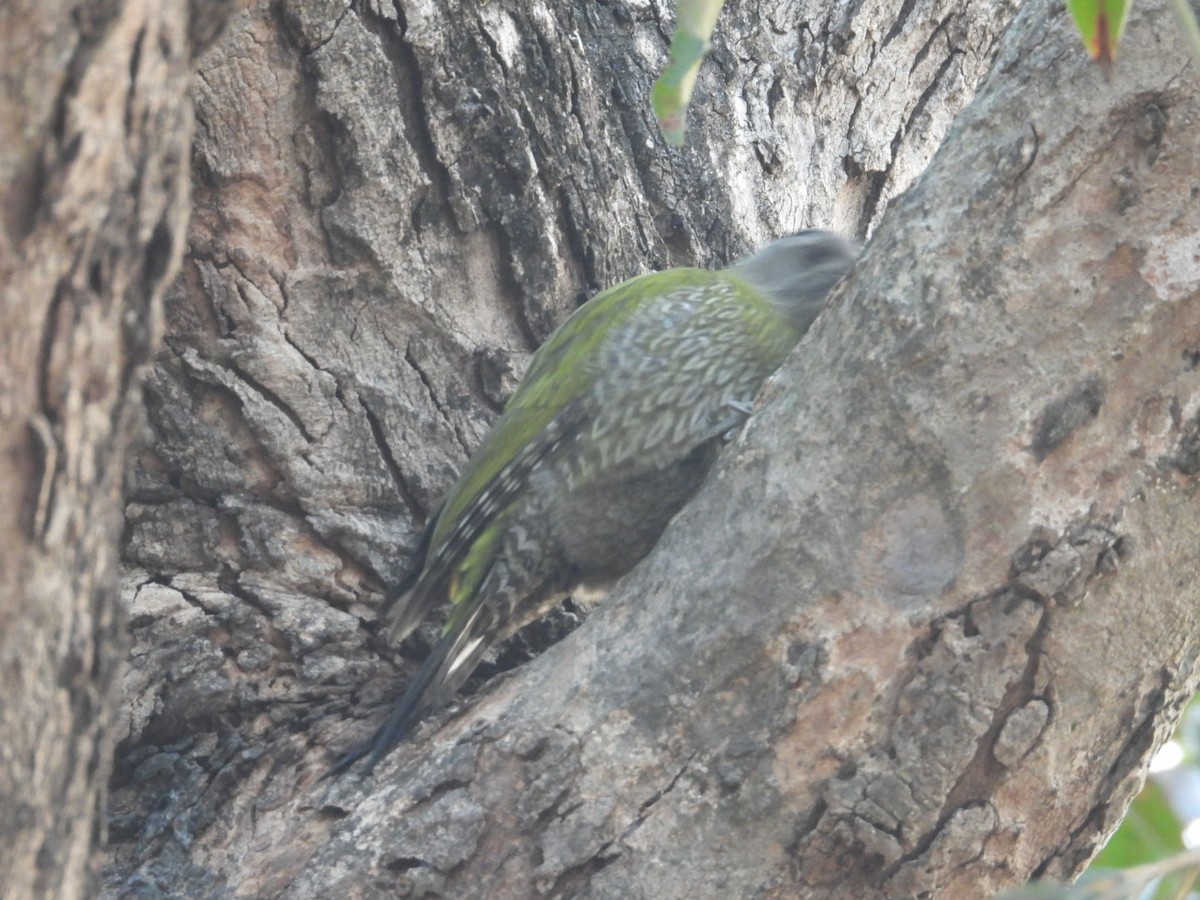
{"left": 330, "top": 230, "right": 857, "bottom": 775}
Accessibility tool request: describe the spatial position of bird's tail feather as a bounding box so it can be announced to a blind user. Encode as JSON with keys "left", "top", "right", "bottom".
{"left": 377, "top": 509, "right": 440, "bottom": 644}
{"left": 324, "top": 591, "right": 496, "bottom": 778}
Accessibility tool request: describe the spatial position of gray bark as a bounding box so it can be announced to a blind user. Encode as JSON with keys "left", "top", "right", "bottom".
{"left": 0, "top": 1, "right": 218, "bottom": 897}
{"left": 106, "top": 0, "right": 1200, "bottom": 897}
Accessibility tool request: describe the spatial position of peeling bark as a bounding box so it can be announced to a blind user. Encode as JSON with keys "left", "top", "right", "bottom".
{"left": 103, "top": 0, "right": 1200, "bottom": 897}
{"left": 0, "top": 1, "right": 218, "bottom": 896}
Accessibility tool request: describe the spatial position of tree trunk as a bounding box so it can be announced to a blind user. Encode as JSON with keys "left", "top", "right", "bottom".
{"left": 106, "top": 0, "right": 1200, "bottom": 897}
{"left": 0, "top": 1, "right": 211, "bottom": 897}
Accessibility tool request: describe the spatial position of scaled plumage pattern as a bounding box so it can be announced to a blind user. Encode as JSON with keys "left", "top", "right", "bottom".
{"left": 330, "top": 230, "right": 857, "bottom": 776}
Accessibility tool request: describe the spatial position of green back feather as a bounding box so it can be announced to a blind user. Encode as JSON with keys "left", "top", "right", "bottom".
{"left": 419, "top": 265, "right": 801, "bottom": 617}
{"left": 432, "top": 268, "right": 731, "bottom": 548}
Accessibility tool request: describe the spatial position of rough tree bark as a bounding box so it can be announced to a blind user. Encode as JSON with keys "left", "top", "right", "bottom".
{"left": 0, "top": 2, "right": 232, "bottom": 897}
{"left": 104, "top": 0, "right": 1199, "bottom": 897}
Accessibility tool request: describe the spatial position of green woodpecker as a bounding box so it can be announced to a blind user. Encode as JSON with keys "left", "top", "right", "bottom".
{"left": 330, "top": 230, "right": 857, "bottom": 775}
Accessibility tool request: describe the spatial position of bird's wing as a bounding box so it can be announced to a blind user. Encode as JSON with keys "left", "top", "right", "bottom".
{"left": 381, "top": 398, "right": 587, "bottom": 643}
{"left": 381, "top": 271, "right": 681, "bottom": 639}
{"left": 578, "top": 273, "right": 800, "bottom": 478}
{"left": 382, "top": 269, "right": 756, "bottom": 639}
{"left": 376, "top": 505, "right": 439, "bottom": 621}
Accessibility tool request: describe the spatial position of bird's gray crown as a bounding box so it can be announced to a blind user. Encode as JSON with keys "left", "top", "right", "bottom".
{"left": 728, "top": 230, "right": 858, "bottom": 332}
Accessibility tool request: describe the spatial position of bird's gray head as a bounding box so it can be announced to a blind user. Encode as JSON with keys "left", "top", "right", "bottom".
{"left": 728, "top": 230, "right": 858, "bottom": 332}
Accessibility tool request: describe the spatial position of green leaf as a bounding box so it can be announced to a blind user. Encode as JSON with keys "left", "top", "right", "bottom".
{"left": 651, "top": 0, "right": 725, "bottom": 146}
{"left": 1094, "top": 780, "right": 1185, "bottom": 871}
{"left": 997, "top": 848, "right": 1200, "bottom": 899}
{"left": 1067, "top": 0, "right": 1133, "bottom": 71}
{"left": 1165, "top": 0, "right": 1200, "bottom": 70}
